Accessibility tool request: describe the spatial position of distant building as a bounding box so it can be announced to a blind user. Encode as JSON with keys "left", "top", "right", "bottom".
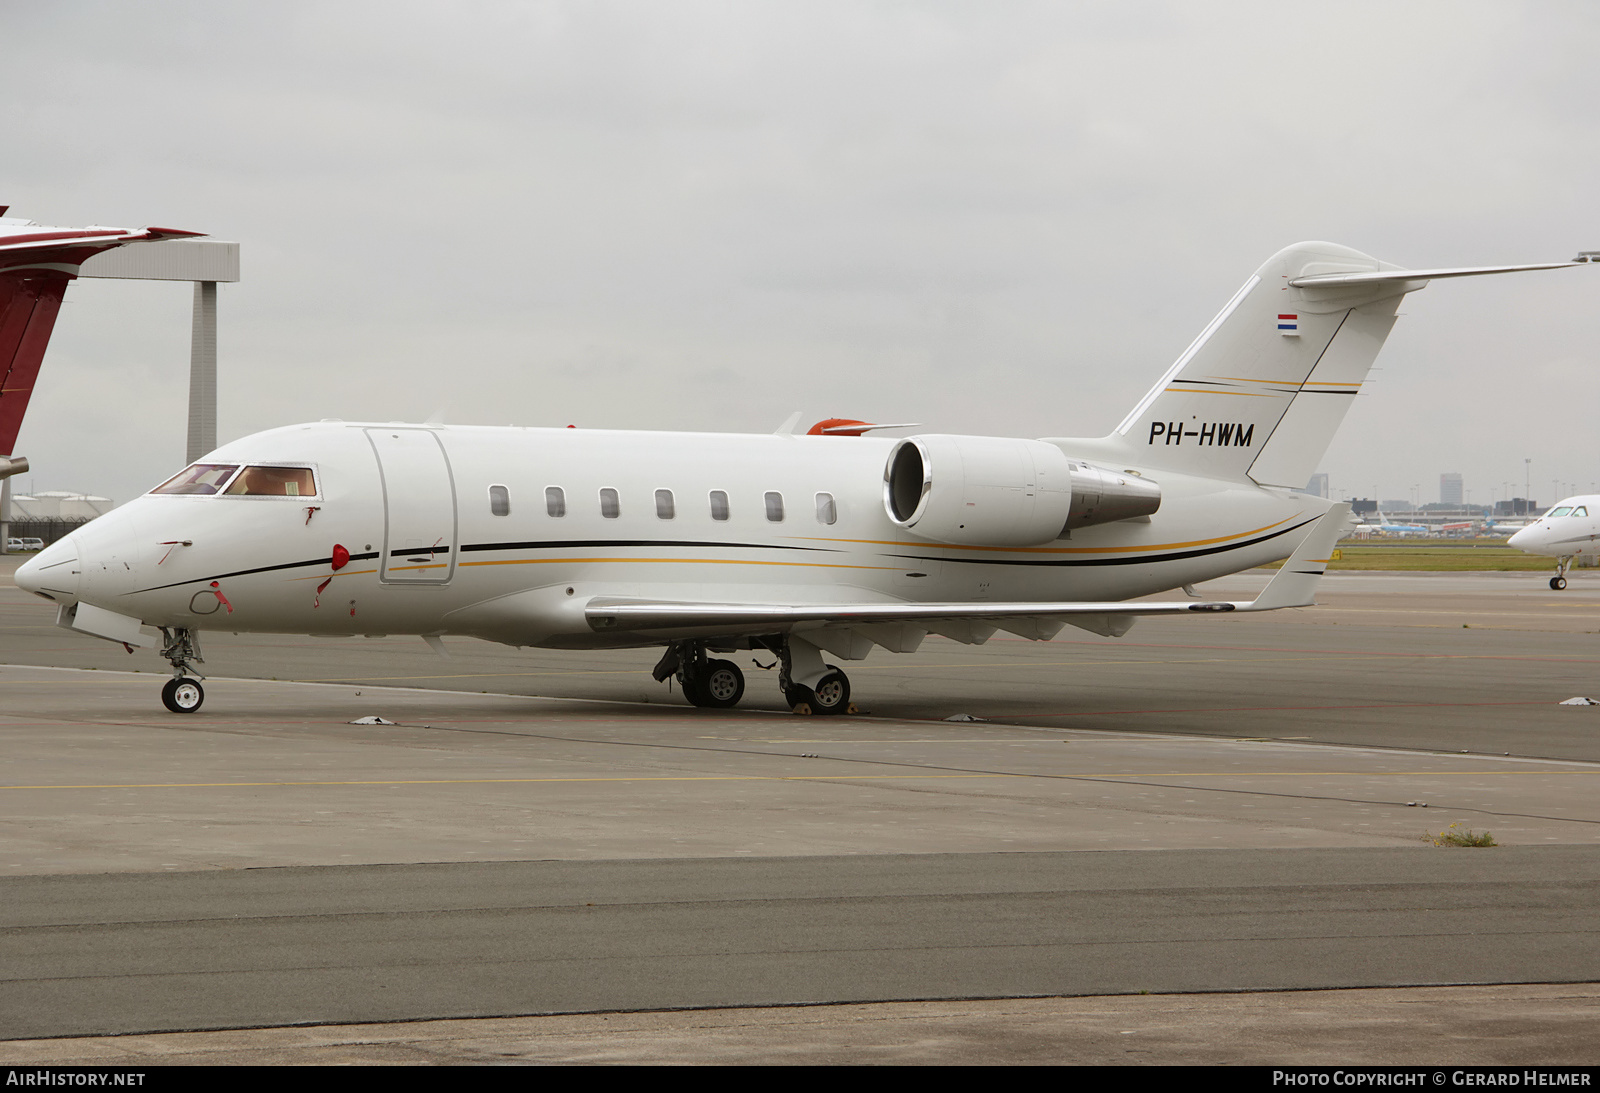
{"left": 1350, "top": 498, "right": 1377, "bottom": 517}
{"left": 10, "top": 492, "right": 114, "bottom": 520}
{"left": 1302, "top": 473, "right": 1329, "bottom": 499}
{"left": 3, "top": 492, "right": 112, "bottom": 548}
{"left": 1440, "top": 473, "right": 1463, "bottom": 506}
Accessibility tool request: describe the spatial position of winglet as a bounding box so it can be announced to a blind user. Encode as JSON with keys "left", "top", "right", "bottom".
{"left": 1240, "top": 503, "right": 1351, "bottom": 611}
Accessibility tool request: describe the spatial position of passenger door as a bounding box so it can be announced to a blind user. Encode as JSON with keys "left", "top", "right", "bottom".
{"left": 366, "top": 428, "right": 457, "bottom": 585}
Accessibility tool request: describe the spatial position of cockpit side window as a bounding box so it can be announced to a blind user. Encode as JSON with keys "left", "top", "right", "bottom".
{"left": 1574, "top": 507, "right": 1589, "bottom": 518}
{"left": 225, "top": 466, "right": 318, "bottom": 498}
{"left": 152, "top": 464, "right": 241, "bottom": 495}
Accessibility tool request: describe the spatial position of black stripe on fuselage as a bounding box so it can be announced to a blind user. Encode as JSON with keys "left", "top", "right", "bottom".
{"left": 135, "top": 551, "right": 385, "bottom": 593}
{"left": 126, "top": 520, "right": 1316, "bottom": 595}
{"left": 129, "top": 539, "right": 837, "bottom": 594}
{"left": 458, "top": 539, "right": 837, "bottom": 555}
{"left": 879, "top": 516, "right": 1321, "bottom": 568}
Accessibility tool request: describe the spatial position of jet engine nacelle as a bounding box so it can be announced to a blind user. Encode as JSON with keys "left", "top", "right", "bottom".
{"left": 883, "top": 434, "right": 1161, "bottom": 547}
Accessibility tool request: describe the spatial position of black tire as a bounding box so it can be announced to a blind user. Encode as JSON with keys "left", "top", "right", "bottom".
{"left": 697, "top": 659, "right": 745, "bottom": 709}
{"left": 1552, "top": 576, "right": 1568, "bottom": 590}
{"left": 161, "top": 677, "right": 205, "bottom": 714}
{"left": 794, "top": 667, "right": 850, "bottom": 716}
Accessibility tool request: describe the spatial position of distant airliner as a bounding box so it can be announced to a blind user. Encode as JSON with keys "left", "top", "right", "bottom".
{"left": 1353, "top": 512, "right": 1430, "bottom": 537}
{"left": 10, "top": 220, "right": 1592, "bottom": 713}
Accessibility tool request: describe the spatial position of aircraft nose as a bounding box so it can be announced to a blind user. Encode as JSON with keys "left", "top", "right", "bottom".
{"left": 13, "top": 538, "right": 80, "bottom": 603}
{"left": 1507, "top": 526, "right": 1530, "bottom": 548}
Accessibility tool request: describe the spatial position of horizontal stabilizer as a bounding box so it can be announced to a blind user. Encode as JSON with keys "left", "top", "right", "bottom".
{"left": 1289, "top": 261, "right": 1584, "bottom": 288}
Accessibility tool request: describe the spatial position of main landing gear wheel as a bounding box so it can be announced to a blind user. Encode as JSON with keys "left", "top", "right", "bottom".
{"left": 1552, "top": 576, "right": 1568, "bottom": 590}
{"left": 161, "top": 677, "right": 205, "bottom": 714}
{"left": 789, "top": 666, "right": 851, "bottom": 716}
{"left": 691, "top": 659, "right": 745, "bottom": 709}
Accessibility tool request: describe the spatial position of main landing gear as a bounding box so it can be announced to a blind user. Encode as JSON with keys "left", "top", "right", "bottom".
{"left": 158, "top": 626, "right": 206, "bottom": 713}
{"left": 653, "top": 636, "right": 856, "bottom": 715}
{"left": 1550, "top": 556, "right": 1574, "bottom": 591}
{"left": 653, "top": 642, "right": 746, "bottom": 709}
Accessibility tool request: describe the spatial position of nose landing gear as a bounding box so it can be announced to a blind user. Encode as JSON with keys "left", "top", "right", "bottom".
{"left": 157, "top": 627, "right": 206, "bottom": 713}
{"left": 1550, "top": 556, "right": 1574, "bottom": 590}
{"left": 161, "top": 676, "right": 205, "bottom": 713}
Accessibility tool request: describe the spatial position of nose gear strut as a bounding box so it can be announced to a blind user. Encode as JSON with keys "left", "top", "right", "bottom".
{"left": 157, "top": 626, "right": 207, "bottom": 713}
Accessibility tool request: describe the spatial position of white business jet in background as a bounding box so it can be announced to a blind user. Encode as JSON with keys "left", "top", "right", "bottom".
{"left": 1508, "top": 498, "right": 1600, "bottom": 589}
{"left": 12, "top": 230, "right": 1591, "bottom": 713}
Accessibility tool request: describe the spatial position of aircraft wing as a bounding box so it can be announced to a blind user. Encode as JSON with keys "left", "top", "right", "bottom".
{"left": 586, "top": 505, "right": 1351, "bottom": 641}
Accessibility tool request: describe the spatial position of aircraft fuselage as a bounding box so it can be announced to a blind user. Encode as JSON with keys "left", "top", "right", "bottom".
{"left": 22, "top": 421, "right": 1327, "bottom": 650}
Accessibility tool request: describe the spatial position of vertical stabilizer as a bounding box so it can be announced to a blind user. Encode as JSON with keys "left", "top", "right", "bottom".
{"left": 0, "top": 218, "right": 204, "bottom": 454}
{"left": 0, "top": 271, "right": 68, "bottom": 456}
{"left": 1106, "top": 242, "right": 1413, "bottom": 484}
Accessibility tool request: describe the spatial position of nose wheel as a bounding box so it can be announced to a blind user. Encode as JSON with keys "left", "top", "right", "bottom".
{"left": 157, "top": 626, "right": 207, "bottom": 713}
{"left": 161, "top": 677, "right": 205, "bottom": 714}
{"left": 1551, "top": 557, "right": 1573, "bottom": 590}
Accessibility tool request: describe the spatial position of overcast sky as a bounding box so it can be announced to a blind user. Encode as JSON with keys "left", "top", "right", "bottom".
{"left": 7, "top": 0, "right": 1598, "bottom": 507}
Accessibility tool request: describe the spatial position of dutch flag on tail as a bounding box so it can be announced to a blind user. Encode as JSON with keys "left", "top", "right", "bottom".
{"left": 1277, "top": 313, "right": 1299, "bottom": 336}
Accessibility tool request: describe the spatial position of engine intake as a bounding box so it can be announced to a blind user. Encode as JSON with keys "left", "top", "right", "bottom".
{"left": 884, "top": 435, "right": 1160, "bottom": 546}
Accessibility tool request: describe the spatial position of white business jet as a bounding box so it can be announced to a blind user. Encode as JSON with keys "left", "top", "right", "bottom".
{"left": 1508, "top": 498, "right": 1600, "bottom": 589}
{"left": 12, "top": 235, "right": 1591, "bottom": 714}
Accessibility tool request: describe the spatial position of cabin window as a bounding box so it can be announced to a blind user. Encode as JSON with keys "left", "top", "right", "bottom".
{"left": 152, "top": 463, "right": 240, "bottom": 495}
{"left": 489, "top": 485, "right": 510, "bottom": 516}
{"left": 600, "top": 487, "right": 620, "bottom": 519}
{"left": 224, "top": 465, "right": 318, "bottom": 498}
{"left": 709, "top": 490, "right": 729, "bottom": 521}
{"left": 815, "top": 492, "right": 836, "bottom": 525}
{"left": 545, "top": 486, "right": 566, "bottom": 517}
{"left": 765, "top": 491, "right": 785, "bottom": 522}
{"left": 655, "top": 489, "right": 675, "bottom": 519}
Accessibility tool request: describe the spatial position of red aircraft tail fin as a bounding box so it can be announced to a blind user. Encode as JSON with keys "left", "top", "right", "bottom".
{"left": 0, "top": 221, "right": 204, "bottom": 454}
{"left": 0, "top": 270, "right": 69, "bottom": 455}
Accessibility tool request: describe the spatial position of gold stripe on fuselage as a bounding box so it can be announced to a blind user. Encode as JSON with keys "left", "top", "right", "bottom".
{"left": 793, "top": 515, "right": 1301, "bottom": 555}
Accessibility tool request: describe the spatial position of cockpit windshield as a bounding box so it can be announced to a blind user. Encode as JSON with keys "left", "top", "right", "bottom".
{"left": 151, "top": 463, "right": 318, "bottom": 498}
{"left": 152, "top": 464, "right": 240, "bottom": 495}
{"left": 1548, "top": 506, "right": 1573, "bottom": 518}
{"left": 225, "top": 466, "right": 317, "bottom": 497}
